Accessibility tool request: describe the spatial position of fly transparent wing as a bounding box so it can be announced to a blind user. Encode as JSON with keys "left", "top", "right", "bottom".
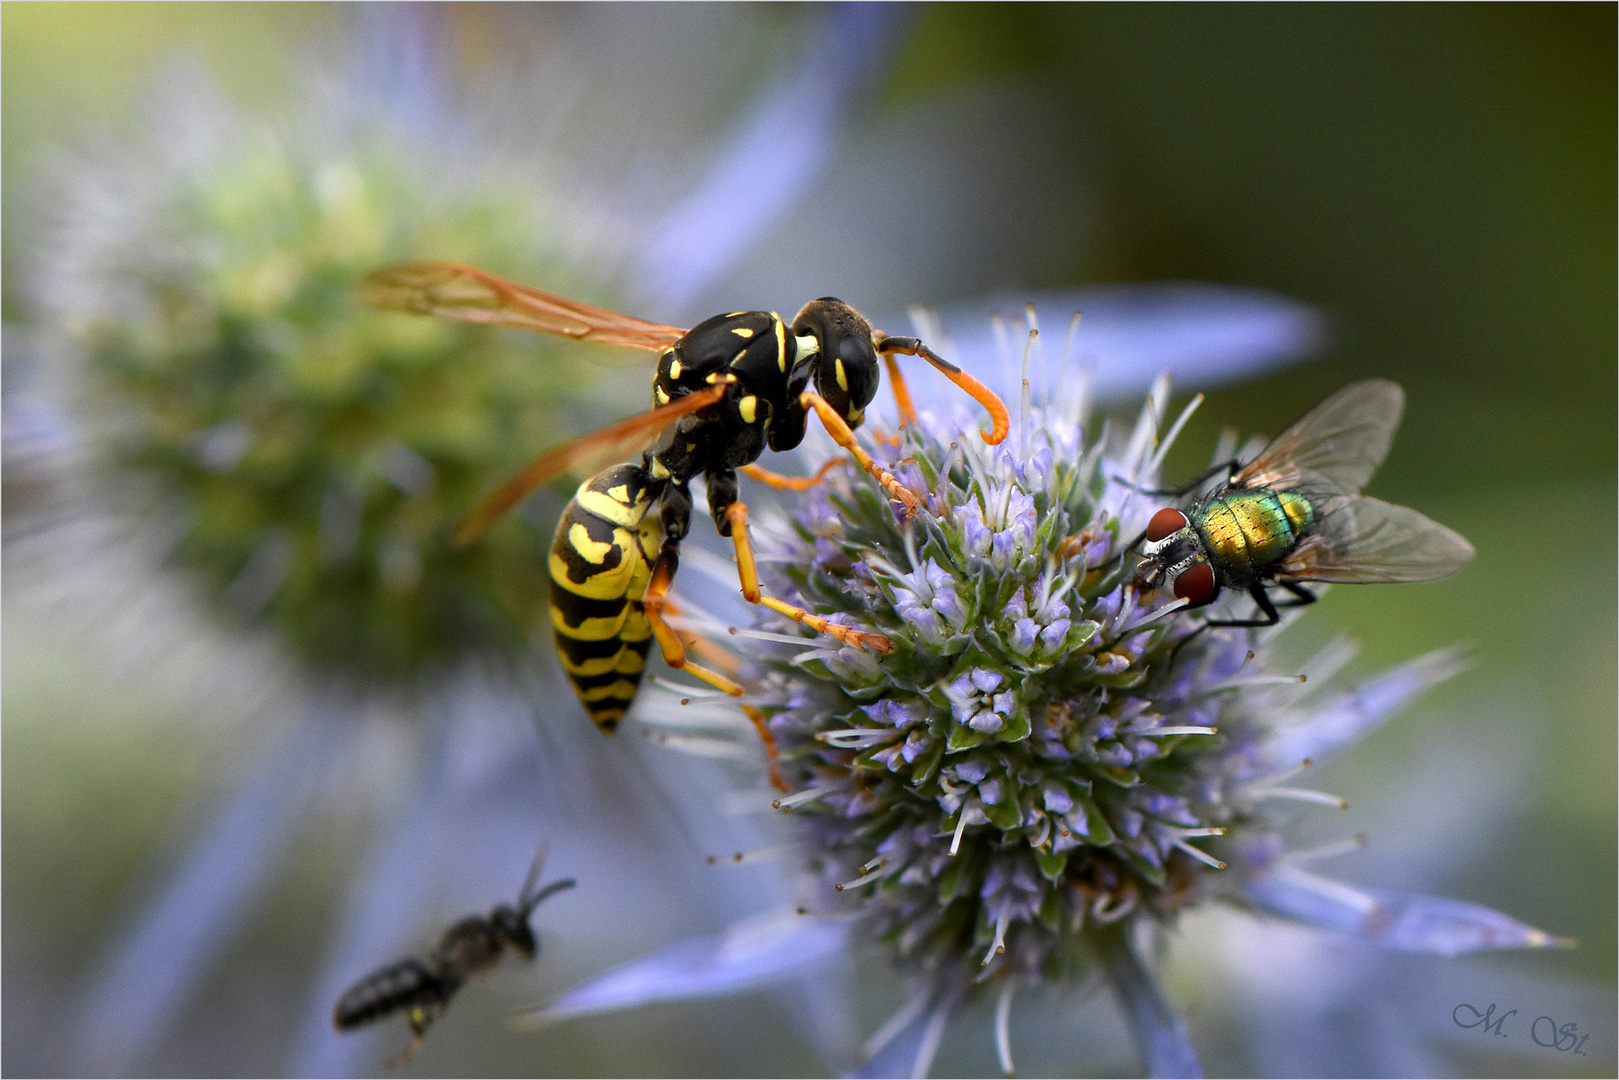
{"left": 454, "top": 384, "right": 728, "bottom": 544}
{"left": 1277, "top": 495, "right": 1475, "bottom": 583}
{"left": 360, "top": 262, "right": 686, "bottom": 352}
{"left": 1234, "top": 379, "right": 1404, "bottom": 496}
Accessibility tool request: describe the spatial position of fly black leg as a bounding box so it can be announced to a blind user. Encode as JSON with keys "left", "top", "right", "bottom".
{"left": 1276, "top": 581, "right": 1318, "bottom": 608}
{"left": 1165, "top": 584, "right": 1275, "bottom": 672}
{"left": 1169, "top": 581, "right": 1317, "bottom": 671}
{"left": 1203, "top": 583, "right": 1283, "bottom": 629}
{"left": 1114, "top": 459, "right": 1240, "bottom": 498}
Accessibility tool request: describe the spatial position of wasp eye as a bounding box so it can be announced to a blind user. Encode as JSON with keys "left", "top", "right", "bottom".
{"left": 1172, "top": 561, "right": 1216, "bottom": 606}
{"left": 1146, "top": 507, "right": 1188, "bottom": 542}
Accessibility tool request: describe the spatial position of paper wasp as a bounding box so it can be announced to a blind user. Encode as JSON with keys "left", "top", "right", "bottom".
{"left": 361, "top": 263, "right": 1008, "bottom": 765}
{"left": 1134, "top": 378, "right": 1474, "bottom": 627}
{"left": 332, "top": 847, "right": 574, "bottom": 1062}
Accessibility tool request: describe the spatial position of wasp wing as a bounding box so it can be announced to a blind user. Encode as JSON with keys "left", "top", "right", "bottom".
{"left": 1233, "top": 379, "right": 1404, "bottom": 496}
{"left": 360, "top": 262, "right": 686, "bottom": 352}
{"left": 454, "top": 385, "right": 728, "bottom": 544}
{"left": 1276, "top": 494, "right": 1474, "bottom": 583}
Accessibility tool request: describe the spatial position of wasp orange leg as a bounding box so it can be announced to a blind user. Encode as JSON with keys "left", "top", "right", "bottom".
{"left": 725, "top": 501, "right": 893, "bottom": 655}
{"left": 661, "top": 599, "right": 744, "bottom": 675}
{"left": 740, "top": 457, "right": 850, "bottom": 492}
{"left": 641, "top": 548, "right": 787, "bottom": 792}
{"left": 799, "top": 392, "right": 921, "bottom": 514}
{"left": 881, "top": 352, "right": 920, "bottom": 429}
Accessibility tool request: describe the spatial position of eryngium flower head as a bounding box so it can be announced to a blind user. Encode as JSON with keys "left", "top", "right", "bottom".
{"left": 759, "top": 391, "right": 1237, "bottom": 981}
{"left": 697, "top": 380, "right": 1564, "bottom": 1073}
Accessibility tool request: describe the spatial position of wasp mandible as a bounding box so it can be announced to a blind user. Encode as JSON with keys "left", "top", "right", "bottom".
{"left": 1133, "top": 378, "right": 1474, "bottom": 627}
{"left": 361, "top": 263, "right": 1009, "bottom": 753}
{"left": 332, "top": 846, "right": 575, "bottom": 1062}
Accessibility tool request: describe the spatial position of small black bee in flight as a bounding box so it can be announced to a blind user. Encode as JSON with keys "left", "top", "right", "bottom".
{"left": 332, "top": 847, "right": 575, "bottom": 1063}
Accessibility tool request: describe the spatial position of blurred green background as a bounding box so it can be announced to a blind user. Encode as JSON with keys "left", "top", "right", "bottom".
{"left": 4, "top": 3, "right": 1613, "bottom": 1077}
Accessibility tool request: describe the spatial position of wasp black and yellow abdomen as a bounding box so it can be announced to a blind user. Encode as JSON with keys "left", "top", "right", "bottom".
{"left": 547, "top": 465, "right": 663, "bottom": 734}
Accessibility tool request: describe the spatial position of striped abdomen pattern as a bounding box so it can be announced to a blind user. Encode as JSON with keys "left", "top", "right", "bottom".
{"left": 547, "top": 464, "right": 662, "bottom": 734}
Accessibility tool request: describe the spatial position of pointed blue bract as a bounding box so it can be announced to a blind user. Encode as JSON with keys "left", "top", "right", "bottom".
{"left": 1244, "top": 869, "right": 1569, "bottom": 957}
{"left": 537, "top": 911, "right": 850, "bottom": 1021}
{"left": 1261, "top": 648, "right": 1467, "bottom": 769}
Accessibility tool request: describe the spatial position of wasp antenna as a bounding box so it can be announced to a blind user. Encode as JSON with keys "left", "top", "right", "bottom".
{"left": 878, "top": 337, "right": 1011, "bottom": 444}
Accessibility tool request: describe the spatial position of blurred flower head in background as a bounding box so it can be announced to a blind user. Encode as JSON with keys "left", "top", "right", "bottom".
{"left": 4, "top": 5, "right": 1610, "bottom": 1079}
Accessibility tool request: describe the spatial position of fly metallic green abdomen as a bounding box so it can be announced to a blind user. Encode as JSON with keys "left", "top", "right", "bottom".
{"left": 1135, "top": 379, "right": 1474, "bottom": 627}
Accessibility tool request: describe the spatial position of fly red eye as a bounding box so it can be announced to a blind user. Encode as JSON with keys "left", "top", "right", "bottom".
{"left": 1172, "top": 561, "right": 1216, "bottom": 606}
{"left": 1146, "top": 507, "right": 1188, "bottom": 542}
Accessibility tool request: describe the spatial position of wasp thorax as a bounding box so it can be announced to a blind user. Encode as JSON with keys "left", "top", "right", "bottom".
{"left": 792, "top": 298, "right": 879, "bottom": 425}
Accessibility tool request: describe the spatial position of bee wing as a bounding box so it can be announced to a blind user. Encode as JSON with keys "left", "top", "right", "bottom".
{"left": 1277, "top": 494, "right": 1475, "bottom": 583}
{"left": 1233, "top": 379, "right": 1404, "bottom": 495}
{"left": 359, "top": 262, "right": 687, "bottom": 352}
{"left": 454, "top": 384, "right": 728, "bottom": 544}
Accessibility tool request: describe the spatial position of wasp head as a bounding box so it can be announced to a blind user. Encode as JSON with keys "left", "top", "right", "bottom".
{"left": 792, "top": 298, "right": 879, "bottom": 428}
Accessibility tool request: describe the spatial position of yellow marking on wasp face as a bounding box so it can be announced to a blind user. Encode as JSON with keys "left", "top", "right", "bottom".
{"left": 649, "top": 458, "right": 671, "bottom": 479}
{"left": 578, "top": 489, "right": 648, "bottom": 527}
{"left": 739, "top": 395, "right": 758, "bottom": 424}
{"left": 655, "top": 386, "right": 671, "bottom": 405}
{"left": 835, "top": 357, "right": 849, "bottom": 392}
{"left": 668, "top": 358, "right": 683, "bottom": 380}
{"left": 567, "top": 522, "right": 615, "bottom": 565}
{"left": 732, "top": 326, "right": 755, "bottom": 339}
